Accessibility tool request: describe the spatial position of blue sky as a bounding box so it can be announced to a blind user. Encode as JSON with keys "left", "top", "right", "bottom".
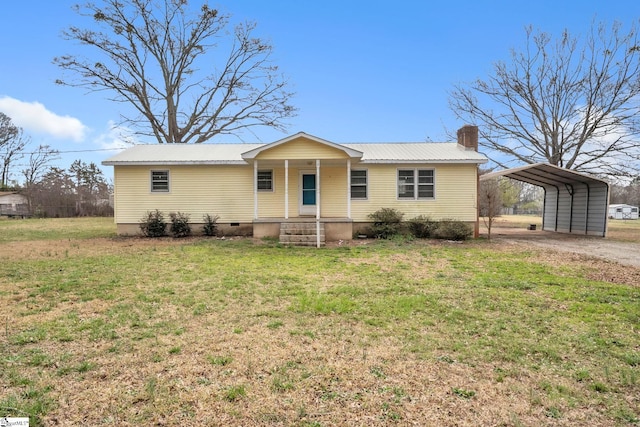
{"left": 1, "top": 0, "right": 639, "bottom": 183}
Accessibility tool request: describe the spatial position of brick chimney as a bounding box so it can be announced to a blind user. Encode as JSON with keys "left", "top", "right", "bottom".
{"left": 457, "top": 125, "right": 478, "bottom": 151}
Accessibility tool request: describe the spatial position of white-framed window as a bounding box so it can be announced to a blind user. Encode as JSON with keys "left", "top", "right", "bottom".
{"left": 151, "top": 170, "right": 169, "bottom": 192}
{"left": 351, "top": 169, "right": 368, "bottom": 199}
{"left": 398, "top": 169, "right": 434, "bottom": 200}
{"left": 257, "top": 170, "right": 273, "bottom": 191}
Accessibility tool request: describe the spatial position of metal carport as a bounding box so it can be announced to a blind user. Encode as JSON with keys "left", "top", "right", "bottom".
{"left": 481, "top": 163, "right": 610, "bottom": 237}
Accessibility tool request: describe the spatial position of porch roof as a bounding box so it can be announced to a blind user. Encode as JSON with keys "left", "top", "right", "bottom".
{"left": 241, "top": 132, "right": 363, "bottom": 160}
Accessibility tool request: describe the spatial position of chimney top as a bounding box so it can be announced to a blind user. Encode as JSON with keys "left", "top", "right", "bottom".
{"left": 457, "top": 125, "right": 478, "bottom": 151}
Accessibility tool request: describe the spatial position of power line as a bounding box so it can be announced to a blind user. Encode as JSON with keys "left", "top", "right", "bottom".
{"left": 0, "top": 147, "right": 125, "bottom": 156}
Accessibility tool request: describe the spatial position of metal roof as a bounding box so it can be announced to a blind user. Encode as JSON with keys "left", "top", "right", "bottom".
{"left": 481, "top": 163, "right": 609, "bottom": 186}
{"left": 345, "top": 143, "right": 487, "bottom": 164}
{"left": 103, "top": 141, "right": 488, "bottom": 166}
{"left": 102, "top": 144, "right": 263, "bottom": 165}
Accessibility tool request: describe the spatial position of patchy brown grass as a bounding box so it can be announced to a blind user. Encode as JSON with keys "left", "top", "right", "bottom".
{"left": 1, "top": 219, "right": 639, "bottom": 426}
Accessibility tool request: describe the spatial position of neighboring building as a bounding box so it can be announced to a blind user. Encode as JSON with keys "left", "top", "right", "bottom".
{"left": 103, "top": 125, "right": 488, "bottom": 244}
{"left": 609, "top": 204, "right": 639, "bottom": 220}
{"left": 0, "top": 192, "right": 29, "bottom": 217}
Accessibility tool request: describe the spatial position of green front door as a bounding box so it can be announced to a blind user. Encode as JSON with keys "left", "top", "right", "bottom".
{"left": 300, "top": 172, "right": 316, "bottom": 215}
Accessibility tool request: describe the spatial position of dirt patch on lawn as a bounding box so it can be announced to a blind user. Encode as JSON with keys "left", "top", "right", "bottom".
{"left": 489, "top": 226, "right": 640, "bottom": 269}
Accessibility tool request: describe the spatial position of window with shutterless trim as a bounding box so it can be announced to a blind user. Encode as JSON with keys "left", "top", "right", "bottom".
{"left": 350, "top": 169, "right": 368, "bottom": 199}
{"left": 397, "top": 169, "right": 434, "bottom": 199}
{"left": 257, "top": 170, "right": 273, "bottom": 191}
{"left": 151, "top": 170, "right": 169, "bottom": 192}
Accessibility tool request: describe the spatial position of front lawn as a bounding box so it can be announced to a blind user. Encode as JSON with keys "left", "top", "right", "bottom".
{"left": 0, "top": 218, "right": 638, "bottom": 426}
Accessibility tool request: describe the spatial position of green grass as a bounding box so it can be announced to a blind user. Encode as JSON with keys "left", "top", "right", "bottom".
{"left": 0, "top": 218, "right": 638, "bottom": 425}
{"left": 0, "top": 216, "right": 116, "bottom": 242}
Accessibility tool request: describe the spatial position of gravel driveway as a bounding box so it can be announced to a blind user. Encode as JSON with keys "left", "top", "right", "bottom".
{"left": 491, "top": 227, "right": 640, "bottom": 268}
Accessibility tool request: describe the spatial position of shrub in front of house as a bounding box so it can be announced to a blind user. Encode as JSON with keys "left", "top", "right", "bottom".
{"left": 433, "top": 219, "right": 473, "bottom": 241}
{"left": 407, "top": 215, "right": 438, "bottom": 238}
{"left": 169, "top": 212, "right": 191, "bottom": 238}
{"left": 203, "top": 213, "right": 220, "bottom": 237}
{"left": 140, "top": 209, "right": 167, "bottom": 237}
{"left": 368, "top": 208, "right": 404, "bottom": 239}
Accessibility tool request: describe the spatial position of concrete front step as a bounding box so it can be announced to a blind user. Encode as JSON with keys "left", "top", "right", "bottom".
{"left": 279, "top": 222, "right": 326, "bottom": 246}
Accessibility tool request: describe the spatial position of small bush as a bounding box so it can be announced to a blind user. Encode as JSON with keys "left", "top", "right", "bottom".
{"left": 169, "top": 212, "right": 191, "bottom": 238}
{"left": 202, "top": 213, "right": 220, "bottom": 237}
{"left": 139, "top": 210, "right": 167, "bottom": 237}
{"left": 368, "top": 208, "right": 404, "bottom": 239}
{"left": 407, "top": 215, "right": 437, "bottom": 238}
{"left": 434, "top": 219, "right": 473, "bottom": 241}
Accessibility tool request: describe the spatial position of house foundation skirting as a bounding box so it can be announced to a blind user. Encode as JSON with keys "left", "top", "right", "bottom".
{"left": 115, "top": 218, "right": 353, "bottom": 241}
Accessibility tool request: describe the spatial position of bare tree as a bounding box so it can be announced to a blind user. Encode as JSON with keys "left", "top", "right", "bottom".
{"left": 0, "top": 112, "right": 29, "bottom": 188}
{"left": 479, "top": 177, "right": 503, "bottom": 240}
{"left": 611, "top": 176, "right": 640, "bottom": 207}
{"left": 449, "top": 21, "right": 640, "bottom": 178}
{"left": 55, "top": 0, "right": 296, "bottom": 143}
{"left": 22, "top": 145, "right": 60, "bottom": 187}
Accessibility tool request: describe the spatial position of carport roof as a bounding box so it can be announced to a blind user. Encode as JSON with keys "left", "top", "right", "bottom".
{"left": 480, "top": 163, "right": 609, "bottom": 187}
{"left": 481, "top": 163, "right": 610, "bottom": 237}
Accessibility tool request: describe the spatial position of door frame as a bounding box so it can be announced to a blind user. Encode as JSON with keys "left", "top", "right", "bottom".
{"left": 299, "top": 170, "right": 317, "bottom": 216}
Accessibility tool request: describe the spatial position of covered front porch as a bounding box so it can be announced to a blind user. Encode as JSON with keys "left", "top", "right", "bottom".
{"left": 241, "top": 133, "right": 364, "bottom": 245}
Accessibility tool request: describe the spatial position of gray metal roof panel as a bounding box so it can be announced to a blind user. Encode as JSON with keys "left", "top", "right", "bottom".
{"left": 102, "top": 144, "right": 263, "bottom": 165}
{"left": 103, "top": 142, "right": 488, "bottom": 165}
{"left": 344, "top": 143, "right": 487, "bottom": 163}
{"left": 481, "top": 163, "right": 609, "bottom": 187}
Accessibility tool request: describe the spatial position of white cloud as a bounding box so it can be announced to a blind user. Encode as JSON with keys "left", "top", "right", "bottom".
{"left": 94, "top": 120, "right": 138, "bottom": 151}
{"left": 0, "top": 96, "right": 88, "bottom": 142}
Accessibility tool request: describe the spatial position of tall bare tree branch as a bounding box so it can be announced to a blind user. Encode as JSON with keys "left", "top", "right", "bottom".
{"left": 449, "top": 21, "right": 640, "bottom": 178}
{"left": 0, "top": 112, "right": 29, "bottom": 188}
{"left": 54, "top": 0, "right": 297, "bottom": 143}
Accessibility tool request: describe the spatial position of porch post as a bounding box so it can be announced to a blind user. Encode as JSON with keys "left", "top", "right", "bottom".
{"left": 284, "top": 160, "right": 289, "bottom": 219}
{"left": 316, "top": 159, "right": 321, "bottom": 248}
{"left": 253, "top": 161, "right": 258, "bottom": 219}
{"left": 316, "top": 159, "right": 321, "bottom": 220}
{"left": 347, "top": 159, "right": 351, "bottom": 219}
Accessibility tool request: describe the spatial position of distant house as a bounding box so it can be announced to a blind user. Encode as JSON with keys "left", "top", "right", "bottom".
{"left": 609, "top": 204, "right": 639, "bottom": 220}
{"left": 0, "top": 192, "right": 29, "bottom": 217}
{"left": 103, "top": 125, "right": 488, "bottom": 245}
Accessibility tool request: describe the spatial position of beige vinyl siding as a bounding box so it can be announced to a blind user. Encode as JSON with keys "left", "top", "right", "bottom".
{"left": 257, "top": 168, "right": 285, "bottom": 217}
{"left": 256, "top": 167, "right": 348, "bottom": 218}
{"left": 256, "top": 137, "right": 350, "bottom": 160}
{"left": 113, "top": 165, "right": 254, "bottom": 223}
{"left": 350, "top": 164, "right": 478, "bottom": 221}
{"left": 320, "top": 167, "right": 348, "bottom": 217}
{"left": 113, "top": 162, "right": 478, "bottom": 225}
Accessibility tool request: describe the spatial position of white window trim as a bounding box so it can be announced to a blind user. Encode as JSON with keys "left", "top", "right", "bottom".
{"left": 257, "top": 169, "right": 274, "bottom": 192}
{"left": 150, "top": 170, "right": 170, "bottom": 193}
{"left": 396, "top": 168, "right": 435, "bottom": 200}
{"left": 350, "top": 169, "right": 368, "bottom": 200}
